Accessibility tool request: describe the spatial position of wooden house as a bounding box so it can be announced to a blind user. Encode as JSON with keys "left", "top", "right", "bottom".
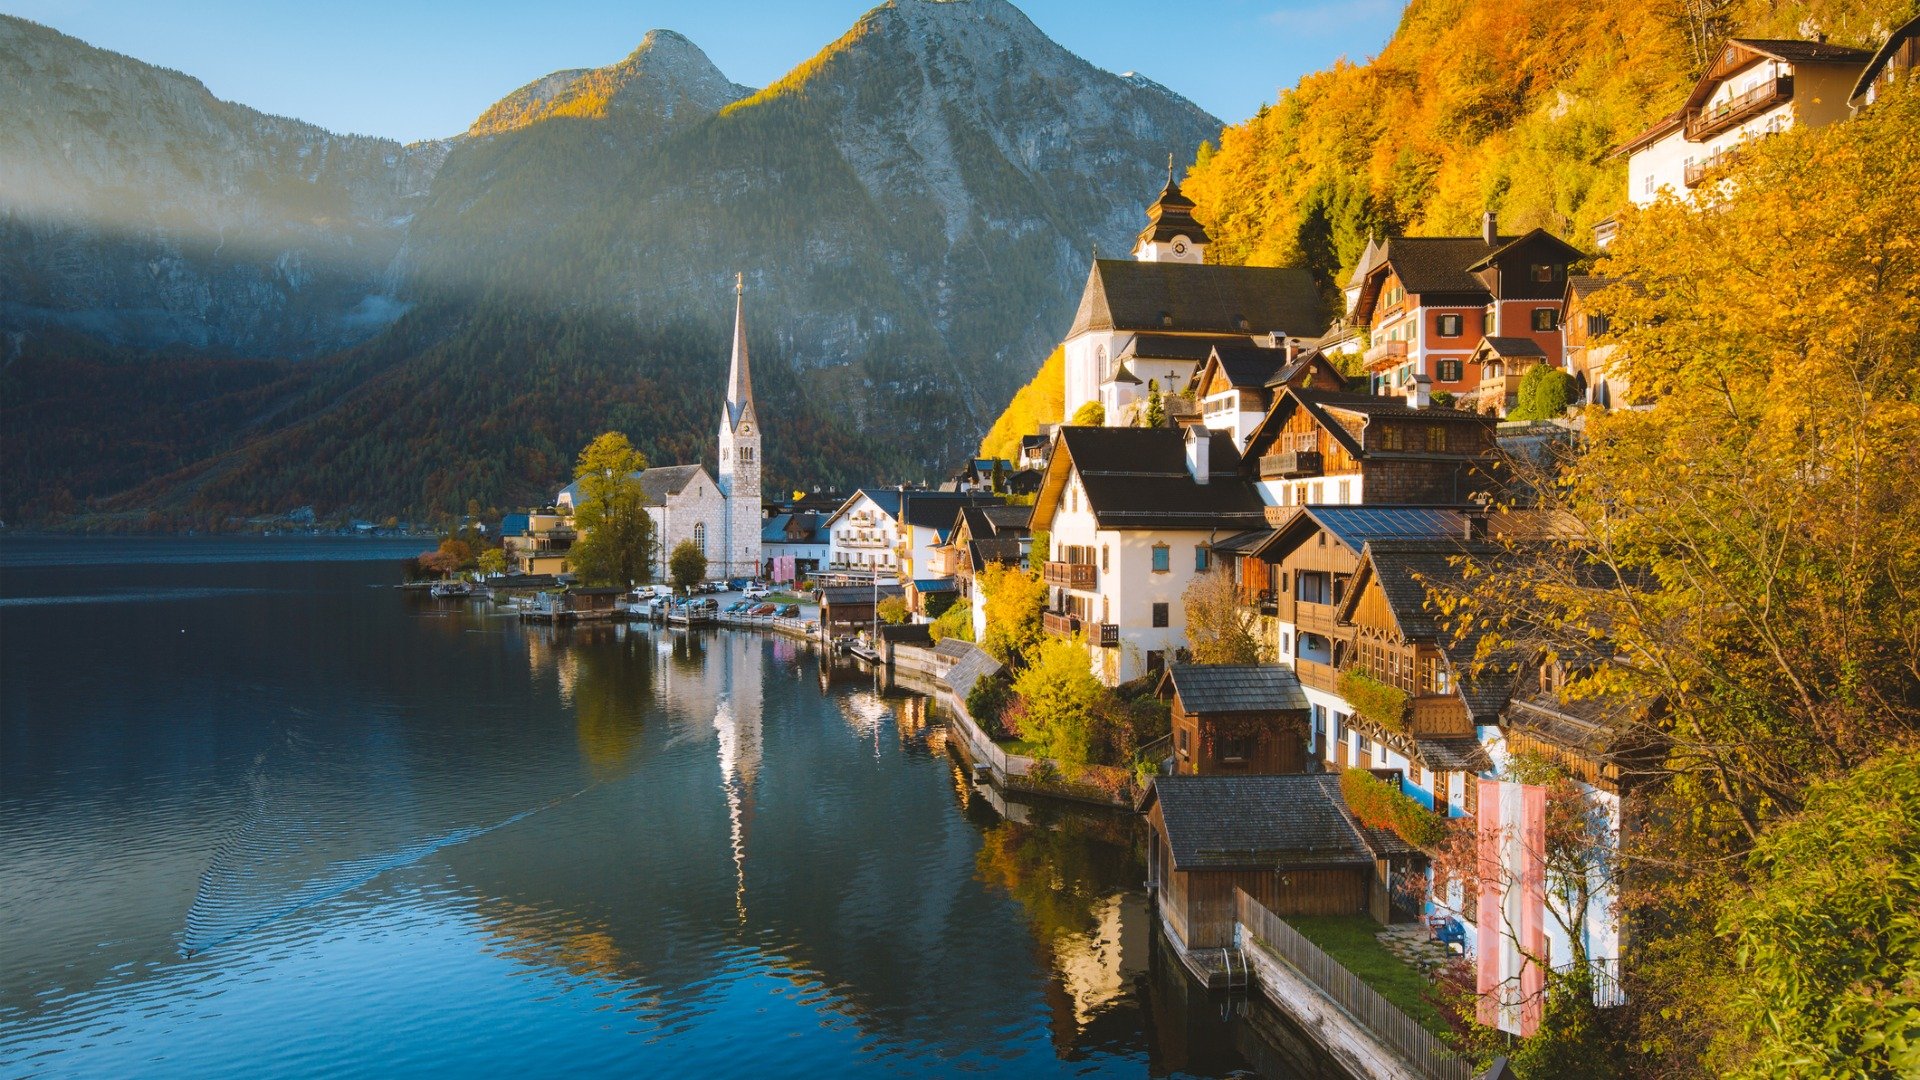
{"left": 1238, "top": 387, "right": 1500, "bottom": 512}
{"left": 818, "top": 582, "right": 905, "bottom": 635}
{"left": 1157, "top": 664, "right": 1311, "bottom": 775}
{"left": 1142, "top": 774, "right": 1415, "bottom": 952}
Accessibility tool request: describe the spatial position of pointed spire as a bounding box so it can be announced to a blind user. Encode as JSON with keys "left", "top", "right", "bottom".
{"left": 725, "top": 273, "right": 752, "bottom": 427}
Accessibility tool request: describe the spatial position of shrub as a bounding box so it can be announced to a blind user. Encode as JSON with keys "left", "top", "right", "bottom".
{"left": 930, "top": 600, "right": 973, "bottom": 642}
{"left": 1069, "top": 401, "right": 1105, "bottom": 426}
{"left": 1340, "top": 768, "right": 1448, "bottom": 849}
{"left": 1507, "top": 364, "right": 1577, "bottom": 421}
{"left": 876, "top": 595, "right": 909, "bottom": 624}
{"left": 966, "top": 676, "right": 1011, "bottom": 732}
{"left": 1338, "top": 670, "right": 1409, "bottom": 734}
{"left": 1012, "top": 636, "right": 1111, "bottom": 769}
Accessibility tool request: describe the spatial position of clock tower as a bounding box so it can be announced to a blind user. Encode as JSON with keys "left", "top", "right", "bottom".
{"left": 716, "top": 274, "right": 763, "bottom": 579}
{"left": 1131, "top": 156, "right": 1209, "bottom": 265}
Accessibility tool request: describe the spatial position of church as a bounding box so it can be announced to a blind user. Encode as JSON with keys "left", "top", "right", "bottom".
{"left": 557, "top": 277, "right": 764, "bottom": 582}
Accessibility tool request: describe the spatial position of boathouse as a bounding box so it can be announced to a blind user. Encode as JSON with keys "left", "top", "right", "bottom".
{"left": 1158, "top": 664, "right": 1311, "bottom": 775}
{"left": 1143, "top": 774, "right": 1412, "bottom": 951}
{"left": 819, "top": 583, "right": 905, "bottom": 634}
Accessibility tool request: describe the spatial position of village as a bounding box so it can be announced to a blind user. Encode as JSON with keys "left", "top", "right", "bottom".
{"left": 416, "top": 32, "right": 1918, "bottom": 1080}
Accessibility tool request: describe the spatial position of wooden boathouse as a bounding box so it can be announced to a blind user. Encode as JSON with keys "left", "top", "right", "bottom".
{"left": 1158, "top": 664, "right": 1312, "bottom": 775}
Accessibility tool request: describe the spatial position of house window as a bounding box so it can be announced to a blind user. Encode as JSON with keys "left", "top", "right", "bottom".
{"left": 1436, "top": 359, "right": 1463, "bottom": 382}
{"left": 1380, "top": 426, "right": 1404, "bottom": 451}
{"left": 1337, "top": 480, "right": 1352, "bottom": 503}
{"left": 1152, "top": 602, "right": 1170, "bottom": 628}
{"left": 1177, "top": 727, "right": 1189, "bottom": 758}
{"left": 1644, "top": 175, "right": 1654, "bottom": 195}
{"left": 1533, "top": 308, "right": 1559, "bottom": 332}
{"left": 1152, "top": 544, "right": 1170, "bottom": 572}
{"left": 1147, "top": 650, "right": 1166, "bottom": 675}
{"left": 1195, "top": 546, "right": 1209, "bottom": 572}
{"left": 1101, "top": 545, "right": 1109, "bottom": 573}
{"left": 1220, "top": 734, "right": 1255, "bottom": 762}
{"left": 1311, "top": 705, "right": 1326, "bottom": 754}
{"left": 1436, "top": 314, "right": 1462, "bottom": 337}
{"left": 1356, "top": 732, "right": 1372, "bottom": 756}
{"left": 1531, "top": 264, "right": 1556, "bottom": 283}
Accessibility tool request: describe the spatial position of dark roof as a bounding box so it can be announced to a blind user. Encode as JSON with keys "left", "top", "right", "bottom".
{"left": 1137, "top": 177, "right": 1214, "bottom": 247}
{"left": 1208, "top": 529, "right": 1272, "bottom": 555}
{"left": 900, "top": 491, "right": 1002, "bottom": 533}
{"left": 557, "top": 464, "right": 708, "bottom": 508}
{"left": 969, "top": 537, "right": 1025, "bottom": 573}
{"left": 1474, "top": 336, "right": 1549, "bottom": 359}
{"left": 1262, "top": 349, "right": 1348, "bottom": 390}
{"left": 1377, "top": 236, "right": 1510, "bottom": 296}
{"left": 1853, "top": 15, "right": 1920, "bottom": 102}
{"left": 878, "top": 623, "right": 934, "bottom": 645}
{"left": 979, "top": 505, "right": 1031, "bottom": 533}
{"left": 941, "top": 642, "right": 1004, "bottom": 701}
{"left": 1049, "top": 427, "right": 1267, "bottom": 530}
{"left": 1413, "top": 737, "right": 1492, "bottom": 772}
{"left": 1566, "top": 274, "right": 1612, "bottom": 300}
{"left": 934, "top": 638, "right": 974, "bottom": 660}
{"left": 1347, "top": 539, "right": 1520, "bottom": 721}
{"left": 1726, "top": 37, "right": 1874, "bottom": 64}
{"left": 1143, "top": 774, "right": 1384, "bottom": 871}
{"left": 1207, "top": 344, "right": 1292, "bottom": 389}
{"left": 1464, "top": 228, "right": 1586, "bottom": 273}
{"left": 1162, "top": 664, "right": 1309, "bottom": 713}
{"left": 911, "top": 577, "right": 958, "bottom": 594}
{"left": 1244, "top": 387, "right": 1495, "bottom": 466}
{"left": 1119, "top": 333, "right": 1237, "bottom": 362}
{"left": 1069, "top": 260, "right": 1326, "bottom": 338}
{"left": 762, "top": 511, "right": 828, "bottom": 545}
{"left": 819, "top": 583, "right": 905, "bottom": 606}
{"left": 1254, "top": 505, "right": 1476, "bottom": 562}
{"left": 1019, "top": 434, "right": 1052, "bottom": 452}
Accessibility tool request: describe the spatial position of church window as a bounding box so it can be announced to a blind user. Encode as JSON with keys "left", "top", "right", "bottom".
{"left": 694, "top": 522, "right": 707, "bottom": 555}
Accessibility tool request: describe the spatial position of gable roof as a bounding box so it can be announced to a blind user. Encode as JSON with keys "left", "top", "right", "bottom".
{"left": 1069, "top": 259, "right": 1326, "bottom": 339}
{"left": 1464, "top": 228, "right": 1586, "bottom": 273}
{"left": 1243, "top": 387, "right": 1497, "bottom": 465}
{"left": 1118, "top": 333, "right": 1240, "bottom": 364}
{"left": 819, "top": 583, "right": 905, "bottom": 606}
{"left": 1263, "top": 349, "right": 1349, "bottom": 391}
{"left": 1853, "top": 15, "right": 1920, "bottom": 103}
{"left": 941, "top": 641, "right": 1004, "bottom": 701}
{"left": 969, "top": 537, "right": 1026, "bottom": 573}
{"left": 1203, "top": 344, "right": 1294, "bottom": 391}
{"left": 557, "top": 464, "right": 711, "bottom": 508}
{"left": 1035, "top": 426, "right": 1267, "bottom": 531}
{"left": 1142, "top": 774, "right": 1403, "bottom": 871}
{"left": 898, "top": 491, "right": 1003, "bottom": 534}
{"left": 1341, "top": 538, "right": 1519, "bottom": 721}
{"left": 762, "top": 511, "right": 827, "bottom": 545}
{"left": 1254, "top": 505, "right": 1477, "bottom": 563}
{"left": 1162, "top": 664, "right": 1309, "bottom": 714}
{"left": 1684, "top": 37, "right": 1874, "bottom": 111}
{"left": 1375, "top": 236, "right": 1510, "bottom": 296}
{"left": 1472, "top": 336, "right": 1550, "bottom": 360}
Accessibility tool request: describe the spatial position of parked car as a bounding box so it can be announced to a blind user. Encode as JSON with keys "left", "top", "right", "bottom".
{"left": 751, "top": 604, "right": 777, "bottom": 616}
{"left": 744, "top": 585, "right": 770, "bottom": 601}
{"left": 728, "top": 578, "right": 751, "bottom": 591}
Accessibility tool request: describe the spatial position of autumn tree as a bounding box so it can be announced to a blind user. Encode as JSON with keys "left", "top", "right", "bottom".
{"left": 1069, "top": 401, "right": 1104, "bottom": 426}
{"left": 668, "top": 539, "right": 707, "bottom": 594}
{"left": 1181, "top": 567, "right": 1269, "bottom": 664}
{"left": 978, "top": 562, "right": 1047, "bottom": 664}
{"left": 1431, "top": 88, "right": 1920, "bottom": 1076}
{"left": 567, "top": 432, "right": 655, "bottom": 586}
{"left": 476, "top": 547, "right": 507, "bottom": 576}
{"left": 1011, "top": 635, "right": 1112, "bottom": 771}
{"left": 875, "top": 596, "right": 908, "bottom": 625}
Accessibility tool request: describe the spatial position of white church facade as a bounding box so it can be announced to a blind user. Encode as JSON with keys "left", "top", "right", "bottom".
{"left": 557, "top": 277, "right": 764, "bottom": 581}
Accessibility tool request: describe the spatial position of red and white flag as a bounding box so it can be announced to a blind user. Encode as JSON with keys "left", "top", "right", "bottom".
{"left": 1476, "top": 778, "right": 1547, "bottom": 1035}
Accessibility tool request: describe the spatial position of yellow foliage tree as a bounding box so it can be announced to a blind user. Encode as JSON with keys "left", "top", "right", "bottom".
{"left": 978, "top": 346, "right": 1065, "bottom": 460}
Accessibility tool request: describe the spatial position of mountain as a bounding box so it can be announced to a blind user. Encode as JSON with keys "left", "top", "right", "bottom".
{"left": 0, "top": 16, "right": 449, "bottom": 358}
{"left": 0, "top": 1, "right": 1221, "bottom": 527}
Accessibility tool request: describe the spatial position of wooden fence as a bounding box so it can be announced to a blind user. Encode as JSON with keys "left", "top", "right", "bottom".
{"left": 1235, "top": 889, "right": 1472, "bottom": 1080}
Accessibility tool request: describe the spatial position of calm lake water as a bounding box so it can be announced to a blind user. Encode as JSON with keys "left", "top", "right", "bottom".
{"left": 0, "top": 537, "right": 1345, "bottom": 1078}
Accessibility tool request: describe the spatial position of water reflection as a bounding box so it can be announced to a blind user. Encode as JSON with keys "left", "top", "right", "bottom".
{"left": 0, "top": 543, "right": 1350, "bottom": 1078}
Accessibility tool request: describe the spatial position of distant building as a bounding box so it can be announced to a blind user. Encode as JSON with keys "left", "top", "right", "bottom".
{"left": 1617, "top": 38, "right": 1872, "bottom": 205}
{"left": 502, "top": 511, "right": 575, "bottom": 576}
{"left": 761, "top": 511, "right": 829, "bottom": 583}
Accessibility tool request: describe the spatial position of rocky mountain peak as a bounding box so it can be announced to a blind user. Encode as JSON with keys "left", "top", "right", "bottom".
{"left": 466, "top": 29, "right": 750, "bottom": 138}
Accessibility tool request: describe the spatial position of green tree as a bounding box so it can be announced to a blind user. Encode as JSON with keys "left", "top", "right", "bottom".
{"left": 567, "top": 432, "right": 655, "bottom": 586}
{"left": 930, "top": 599, "right": 973, "bottom": 642}
{"left": 1011, "top": 636, "right": 1110, "bottom": 770}
{"left": 668, "top": 539, "right": 708, "bottom": 594}
{"left": 978, "top": 562, "right": 1047, "bottom": 664}
{"left": 1070, "top": 401, "right": 1105, "bottom": 426}
{"left": 1507, "top": 364, "right": 1576, "bottom": 421}
{"left": 477, "top": 547, "right": 507, "bottom": 576}
{"left": 1142, "top": 379, "right": 1165, "bottom": 428}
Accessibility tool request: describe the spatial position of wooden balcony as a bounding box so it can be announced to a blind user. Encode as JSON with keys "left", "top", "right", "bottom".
{"left": 1043, "top": 560, "right": 1097, "bottom": 590}
{"left": 1042, "top": 610, "right": 1081, "bottom": 638}
{"left": 1097, "top": 623, "right": 1120, "bottom": 648}
{"left": 1293, "top": 657, "right": 1339, "bottom": 694}
{"left": 1259, "top": 449, "right": 1324, "bottom": 479}
{"left": 1364, "top": 339, "right": 1408, "bottom": 370}
{"left": 1684, "top": 149, "right": 1742, "bottom": 188}
{"left": 1685, "top": 75, "right": 1790, "bottom": 141}
{"left": 1408, "top": 695, "right": 1474, "bottom": 737}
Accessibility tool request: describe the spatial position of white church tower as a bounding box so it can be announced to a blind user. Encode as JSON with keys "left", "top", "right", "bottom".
{"left": 716, "top": 274, "right": 763, "bottom": 579}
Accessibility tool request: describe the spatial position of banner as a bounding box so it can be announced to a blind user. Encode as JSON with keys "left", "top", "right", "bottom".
{"left": 1475, "top": 778, "right": 1547, "bottom": 1035}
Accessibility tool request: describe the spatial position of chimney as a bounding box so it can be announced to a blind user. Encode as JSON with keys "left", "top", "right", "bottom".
{"left": 1185, "top": 425, "right": 1211, "bottom": 484}
{"left": 1283, "top": 336, "right": 1300, "bottom": 363}
{"left": 1464, "top": 508, "right": 1489, "bottom": 541}
{"left": 1482, "top": 211, "right": 1498, "bottom": 246}
{"left": 1406, "top": 373, "right": 1432, "bottom": 409}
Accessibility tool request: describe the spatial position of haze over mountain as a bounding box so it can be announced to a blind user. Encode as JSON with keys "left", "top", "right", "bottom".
{"left": 0, "top": 1, "right": 1223, "bottom": 525}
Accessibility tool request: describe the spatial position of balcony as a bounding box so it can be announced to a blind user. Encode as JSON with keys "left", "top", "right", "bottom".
{"left": 1409, "top": 695, "right": 1474, "bottom": 737}
{"left": 1684, "top": 149, "right": 1742, "bottom": 188}
{"left": 1042, "top": 610, "right": 1081, "bottom": 638}
{"left": 1259, "top": 449, "right": 1324, "bottom": 479}
{"left": 1685, "top": 75, "right": 1790, "bottom": 141}
{"left": 1257, "top": 590, "right": 1278, "bottom": 617}
{"left": 837, "top": 532, "right": 889, "bottom": 549}
{"left": 1363, "top": 339, "right": 1408, "bottom": 370}
{"left": 1042, "top": 560, "right": 1097, "bottom": 590}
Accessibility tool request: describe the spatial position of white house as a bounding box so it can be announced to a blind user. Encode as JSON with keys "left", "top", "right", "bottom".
{"left": 1618, "top": 38, "right": 1870, "bottom": 206}
{"left": 1029, "top": 425, "right": 1268, "bottom": 685}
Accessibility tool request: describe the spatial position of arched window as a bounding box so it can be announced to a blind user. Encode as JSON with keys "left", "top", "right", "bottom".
{"left": 694, "top": 522, "right": 707, "bottom": 555}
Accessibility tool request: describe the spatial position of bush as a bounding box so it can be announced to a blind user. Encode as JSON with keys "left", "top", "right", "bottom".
{"left": 966, "top": 676, "right": 1011, "bottom": 732}
{"left": 1340, "top": 768, "right": 1448, "bottom": 849}
{"left": 876, "top": 595, "right": 909, "bottom": 625}
{"left": 1012, "top": 636, "right": 1111, "bottom": 769}
{"left": 1338, "top": 670, "right": 1409, "bottom": 734}
{"left": 930, "top": 600, "right": 973, "bottom": 642}
{"left": 1069, "top": 401, "right": 1104, "bottom": 426}
{"left": 1507, "top": 364, "right": 1577, "bottom": 421}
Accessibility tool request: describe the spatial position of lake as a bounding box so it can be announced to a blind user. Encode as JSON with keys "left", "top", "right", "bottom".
{"left": 0, "top": 537, "right": 1346, "bottom": 1078}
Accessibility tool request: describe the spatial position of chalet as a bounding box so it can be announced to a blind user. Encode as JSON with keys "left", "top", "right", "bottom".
{"left": 1029, "top": 425, "right": 1267, "bottom": 685}
{"left": 1189, "top": 343, "right": 1347, "bottom": 449}
{"left": 1016, "top": 432, "right": 1054, "bottom": 471}
{"left": 1851, "top": 15, "right": 1920, "bottom": 111}
{"left": 937, "top": 505, "right": 1031, "bottom": 640}
{"left": 1618, "top": 38, "right": 1871, "bottom": 204}
{"left": 1238, "top": 387, "right": 1500, "bottom": 511}
{"left": 942, "top": 458, "right": 1015, "bottom": 494}
{"left": 1143, "top": 774, "right": 1417, "bottom": 956}
{"left": 822, "top": 489, "right": 997, "bottom": 586}
{"left": 1347, "top": 217, "right": 1582, "bottom": 401}
{"left": 1158, "top": 664, "right": 1311, "bottom": 775}
{"left": 1561, "top": 275, "right": 1643, "bottom": 410}
{"left": 1061, "top": 176, "right": 1325, "bottom": 423}
{"left": 1464, "top": 337, "right": 1551, "bottom": 417}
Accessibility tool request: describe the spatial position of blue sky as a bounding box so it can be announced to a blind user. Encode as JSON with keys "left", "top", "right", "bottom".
{"left": 5, "top": 0, "right": 1406, "bottom": 143}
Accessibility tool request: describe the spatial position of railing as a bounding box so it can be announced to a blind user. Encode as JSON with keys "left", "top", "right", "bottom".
{"left": 1097, "top": 623, "right": 1119, "bottom": 648}
{"left": 1364, "top": 339, "right": 1409, "bottom": 369}
{"left": 1264, "top": 504, "right": 1297, "bottom": 527}
{"left": 1409, "top": 694, "right": 1475, "bottom": 737}
{"left": 1555, "top": 958, "right": 1628, "bottom": 1009}
{"left": 1042, "top": 610, "right": 1080, "bottom": 638}
{"left": 1042, "top": 560, "right": 1097, "bottom": 590}
{"left": 1236, "top": 890, "right": 1473, "bottom": 1080}
{"left": 1684, "top": 148, "right": 1742, "bottom": 187}
{"left": 1685, "top": 75, "right": 1790, "bottom": 140}
{"left": 1259, "top": 449, "right": 1324, "bottom": 479}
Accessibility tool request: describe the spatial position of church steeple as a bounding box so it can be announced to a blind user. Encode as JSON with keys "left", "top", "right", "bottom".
{"left": 724, "top": 272, "right": 754, "bottom": 430}
{"left": 1132, "top": 156, "right": 1210, "bottom": 264}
